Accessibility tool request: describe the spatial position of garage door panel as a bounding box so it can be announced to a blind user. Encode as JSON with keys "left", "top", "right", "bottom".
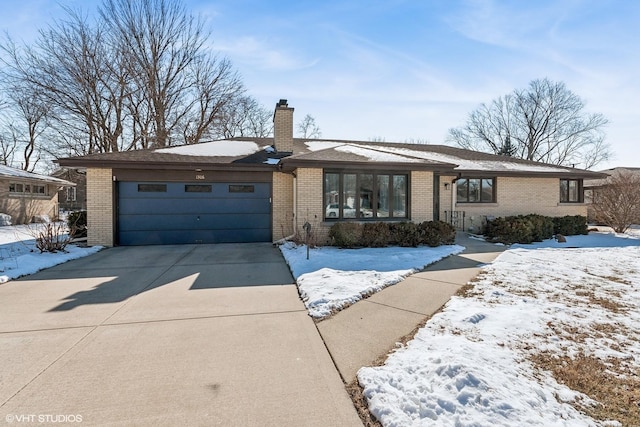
{"left": 117, "top": 181, "right": 272, "bottom": 245}
{"left": 118, "top": 228, "right": 271, "bottom": 245}
{"left": 119, "top": 198, "right": 270, "bottom": 215}
{"left": 118, "top": 214, "right": 272, "bottom": 232}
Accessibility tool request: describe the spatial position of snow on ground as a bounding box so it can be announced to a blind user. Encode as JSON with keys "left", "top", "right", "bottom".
{"left": 279, "top": 243, "right": 464, "bottom": 318}
{"left": 0, "top": 224, "right": 102, "bottom": 283}
{"left": 358, "top": 231, "right": 640, "bottom": 427}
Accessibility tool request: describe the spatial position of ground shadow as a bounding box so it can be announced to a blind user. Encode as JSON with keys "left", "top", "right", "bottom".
{"left": 33, "top": 244, "right": 294, "bottom": 312}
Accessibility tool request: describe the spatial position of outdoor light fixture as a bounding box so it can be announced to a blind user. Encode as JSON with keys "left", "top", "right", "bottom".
{"left": 444, "top": 182, "right": 450, "bottom": 189}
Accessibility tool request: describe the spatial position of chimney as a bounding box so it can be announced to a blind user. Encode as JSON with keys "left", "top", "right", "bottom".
{"left": 273, "top": 99, "right": 294, "bottom": 153}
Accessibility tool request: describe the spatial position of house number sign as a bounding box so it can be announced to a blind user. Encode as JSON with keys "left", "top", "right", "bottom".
{"left": 195, "top": 174, "right": 205, "bottom": 180}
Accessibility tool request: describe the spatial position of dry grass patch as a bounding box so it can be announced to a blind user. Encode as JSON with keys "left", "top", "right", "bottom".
{"left": 346, "top": 379, "right": 383, "bottom": 427}
{"left": 531, "top": 353, "right": 640, "bottom": 426}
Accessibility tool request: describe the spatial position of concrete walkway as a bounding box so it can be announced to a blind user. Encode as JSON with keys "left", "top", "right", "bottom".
{"left": 0, "top": 243, "right": 361, "bottom": 426}
{"left": 317, "top": 233, "right": 506, "bottom": 383}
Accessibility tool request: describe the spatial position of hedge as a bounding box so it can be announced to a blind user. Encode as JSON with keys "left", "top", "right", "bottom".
{"left": 329, "top": 220, "right": 456, "bottom": 248}
{"left": 483, "top": 214, "right": 587, "bottom": 244}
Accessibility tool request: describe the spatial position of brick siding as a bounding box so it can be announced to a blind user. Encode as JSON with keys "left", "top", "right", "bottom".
{"left": 272, "top": 171, "right": 294, "bottom": 241}
{"left": 440, "top": 176, "right": 588, "bottom": 232}
{"left": 86, "top": 168, "right": 114, "bottom": 246}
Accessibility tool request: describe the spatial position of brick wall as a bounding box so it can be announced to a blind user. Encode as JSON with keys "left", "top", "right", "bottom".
{"left": 273, "top": 104, "right": 294, "bottom": 153}
{"left": 448, "top": 176, "right": 588, "bottom": 232}
{"left": 293, "top": 168, "right": 330, "bottom": 244}
{"left": 87, "top": 168, "right": 114, "bottom": 246}
{"left": 410, "top": 171, "right": 433, "bottom": 222}
{"left": 272, "top": 171, "right": 294, "bottom": 241}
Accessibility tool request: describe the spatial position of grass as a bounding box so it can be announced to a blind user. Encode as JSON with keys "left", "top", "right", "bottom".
{"left": 531, "top": 353, "right": 640, "bottom": 426}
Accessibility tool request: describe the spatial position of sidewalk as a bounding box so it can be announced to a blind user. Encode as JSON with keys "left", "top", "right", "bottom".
{"left": 316, "top": 233, "right": 506, "bottom": 383}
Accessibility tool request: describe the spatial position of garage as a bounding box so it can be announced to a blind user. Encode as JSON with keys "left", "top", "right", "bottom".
{"left": 117, "top": 181, "right": 272, "bottom": 245}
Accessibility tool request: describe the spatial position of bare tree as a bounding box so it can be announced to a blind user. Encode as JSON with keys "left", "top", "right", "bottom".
{"left": 1, "top": 10, "right": 129, "bottom": 157}
{"left": 297, "top": 114, "right": 321, "bottom": 138}
{"left": 217, "top": 96, "right": 273, "bottom": 138}
{"left": 182, "top": 56, "right": 244, "bottom": 144}
{"left": 447, "top": 78, "right": 611, "bottom": 169}
{"left": 590, "top": 170, "right": 640, "bottom": 233}
{"left": 0, "top": 55, "right": 48, "bottom": 170}
{"left": 1, "top": 0, "right": 245, "bottom": 156}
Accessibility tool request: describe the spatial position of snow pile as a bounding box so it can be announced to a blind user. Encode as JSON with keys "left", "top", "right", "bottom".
{"left": 0, "top": 225, "right": 102, "bottom": 283}
{"left": 156, "top": 140, "right": 259, "bottom": 157}
{"left": 358, "top": 233, "right": 640, "bottom": 426}
{"left": 280, "top": 243, "right": 464, "bottom": 318}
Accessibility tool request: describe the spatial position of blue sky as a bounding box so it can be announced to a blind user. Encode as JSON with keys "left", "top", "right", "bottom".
{"left": 1, "top": 0, "right": 638, "bottom": 169}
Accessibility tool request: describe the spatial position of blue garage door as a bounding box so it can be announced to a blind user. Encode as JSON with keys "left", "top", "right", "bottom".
{"left": 118, "top": 182, "right": 271, "bottom": 245}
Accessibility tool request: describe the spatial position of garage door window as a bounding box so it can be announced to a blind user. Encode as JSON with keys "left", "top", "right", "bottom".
{"left": 138, "top": 184, "right": 167, "bottom": 192}
{"left": 229, "top": 185, "right": 255, "bottom": 193}
{"left": 185, "top": 184, "right": 212, "bottom": 193}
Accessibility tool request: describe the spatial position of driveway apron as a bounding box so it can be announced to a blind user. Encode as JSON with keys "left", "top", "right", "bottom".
{"left": 0, "top": 243, "right": 361, "bottom": 426}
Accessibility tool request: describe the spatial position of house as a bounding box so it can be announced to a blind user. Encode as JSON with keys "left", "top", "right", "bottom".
{"left": 0, "top": 164, "right": 75, "bottom": 224}
{"left": 51, "top": 167, "right": 87, "bottom": 212}
{"left": 584, "top": 167, "right": 640, "bottom": 222}
{"left": 57, "top": 99, "right": 606, "bottom": 247}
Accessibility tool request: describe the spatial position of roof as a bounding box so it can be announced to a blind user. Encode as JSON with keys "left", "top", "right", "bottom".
{"left": 57, "top": 137, "right": 607, "bottom": 179}
{"left": 584, "top": 167, "right": 640, "bottom": 188}
{"left": 0, "top": 164, "right": 74, "bottom": 186}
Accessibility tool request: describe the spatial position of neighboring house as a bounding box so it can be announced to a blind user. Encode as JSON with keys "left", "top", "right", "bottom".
{"left": 51, "top": 167, "right": 87, "bottom": 211}
{"left": 584, "top": 167, "right": 640, "bottom": 222}
{"left": 57, "top": 99, "right": 606, "bottom": 247}
{"left": 0, "top": 164, "right": 75, "bottom": 224}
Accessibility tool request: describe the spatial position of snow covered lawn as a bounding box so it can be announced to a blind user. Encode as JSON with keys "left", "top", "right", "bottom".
{"left": 358, "top": 231, "right": 640, "bottom": 426}
{"left": 0, "top": 224, "right": 102, "bottom": 283}
{"left": 279, "top": 243, "right": 464, "bottom": 318}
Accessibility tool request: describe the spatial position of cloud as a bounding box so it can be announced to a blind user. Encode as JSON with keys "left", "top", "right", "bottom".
{"left": 215, "top": 36, "right": 319, "bottom": 71}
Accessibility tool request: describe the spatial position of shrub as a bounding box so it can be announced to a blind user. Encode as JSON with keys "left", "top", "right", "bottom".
{"left": 553, "top": 215, "right": 588, "bottom": 236}
{"left": 328, "top": 222, "right": 363, "bottom": 248}
{"left": 522, "top": 214, "right": 554, "bottom": 242}
{"left": 390, "top": 222, "right": 421, "bottom": 247}
{"left": 361, "top": 222, "right": 391, "bottom": 247}
{"left": 485, "top": 214, "right": 588, "bottom": 244}
{"left": 484, "top": 216, "right": 534, "bottom": 244}
{"left": 29, "top": 222, "right": 71, "bottom": 253}
{"left": 67, "top": 210, "right": 88, "bottom": 238}
{"left": 418, "top": 221, "right": 456, "bottom": 247}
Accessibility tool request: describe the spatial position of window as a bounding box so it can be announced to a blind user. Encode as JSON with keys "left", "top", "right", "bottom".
{"left": 457, "top": 178, "right": 495, "bottom": 203}
{"left": 9, "top": 183, "right": 23, "bottom": 193}
{"left": 229, "top": 185, "right": 254, "bottom": 193}
{"left": 185, "top": 184, "right": 212, "bottom": 193}
{"left": 66, "top": 187, "right": 77, "bottom": 201}
{"left": 323, "top": 171, "right": 408, "bottom": 220}
{"left": 8, "top": 182, "right": 47, "bottom": 196}
{"left": 560, "top": 179, "right": 583, "bottom": 203}
{"left": 138, "top": 184, "right": 167, "bottom": 192}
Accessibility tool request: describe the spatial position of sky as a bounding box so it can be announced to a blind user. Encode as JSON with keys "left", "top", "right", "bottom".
{"left": 0, "top": 0, "right": 638, "bottom": 170}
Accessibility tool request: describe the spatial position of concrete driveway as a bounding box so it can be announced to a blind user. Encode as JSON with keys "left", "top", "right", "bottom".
{"left": 0, "top": 243, "right": 360, "bottom": 426}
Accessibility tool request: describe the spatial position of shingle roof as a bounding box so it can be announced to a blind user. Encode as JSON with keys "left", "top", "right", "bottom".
{"left": 57, "top": 137, "right": 606, "bottom": 178}
{"left": 0, "top": 164, "right": 74, "bottom": 186}
{"left": 584, "top": 167, "right": 640, "bottom": 187}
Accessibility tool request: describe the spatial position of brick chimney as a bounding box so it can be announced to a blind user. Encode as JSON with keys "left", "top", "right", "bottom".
{"left": 273, "top": 99, "right": 294, "bottom": 153}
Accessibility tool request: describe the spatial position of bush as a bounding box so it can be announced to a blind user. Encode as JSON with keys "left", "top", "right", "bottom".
{"left": 28, "top": 222, "right": 71, "bottom": 253}
{"left": 67, "top": 210, "right": 87, "bottom": 238}
{"left": 522, "top": 214, "right": 554, "bottom": 242}
{"left": 328, "top": 222, "right": 363, "bottom": 248}
{"left": 484, "top": 216, "right": 534, "bottom": 244}
{"left": 390, "top": 222, "right": 421, "bottom": 247}
{"left": 418, "top": 221, "right": 456, "bottom": 247}
{"left": 361, "top": 222, "right": 391, "bottom": 247}
{"left": 553, "top": 215, "right": 588, "bottom": 236}
{"left": 484, "top": 214, "right": 588, "bottom": 244}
